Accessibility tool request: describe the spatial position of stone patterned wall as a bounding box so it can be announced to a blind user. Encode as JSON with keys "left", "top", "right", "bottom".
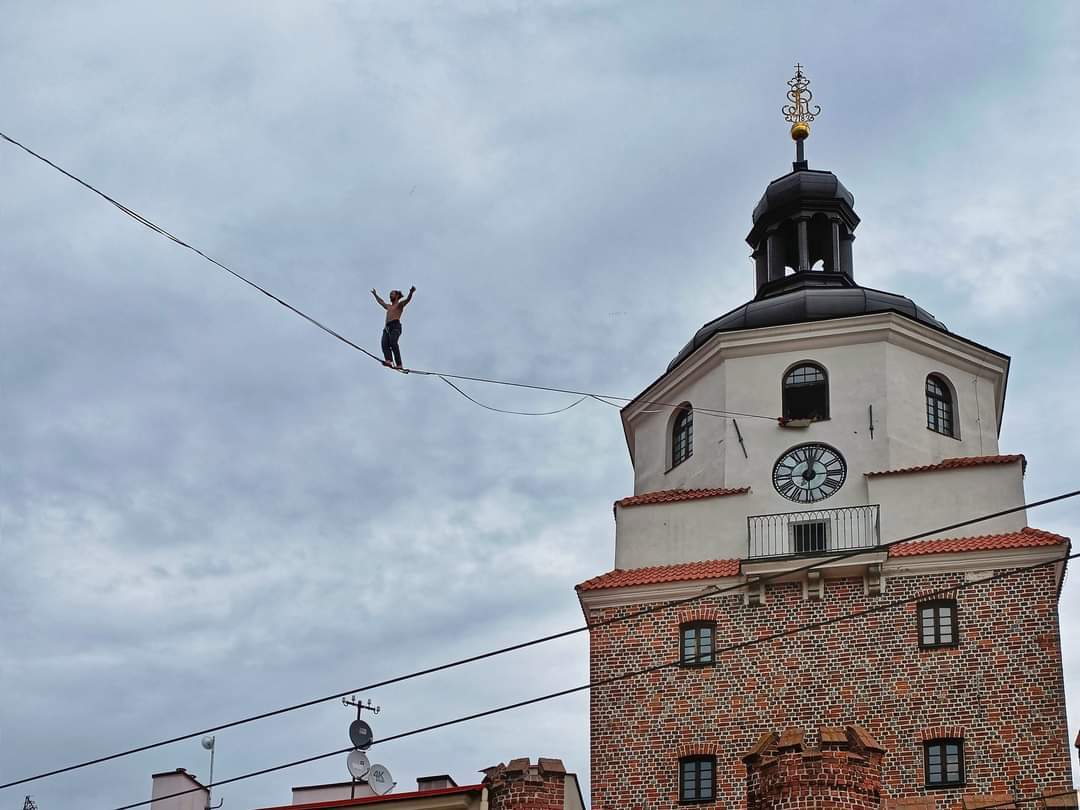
{"left": 587, "top": 566, "right": 1072, "bottom": 809}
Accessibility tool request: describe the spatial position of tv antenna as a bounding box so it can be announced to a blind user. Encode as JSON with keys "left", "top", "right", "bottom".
{"left": 201, "top": 735, "right": 223, "bottom": 809}
{"left": 23, "top": 797, "right": 39, "bottom": 810}
{"left": 341, "top": 697, "right": 393, "bottom": 798}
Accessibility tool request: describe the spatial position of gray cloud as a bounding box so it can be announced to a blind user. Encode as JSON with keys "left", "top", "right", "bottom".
{"left": 2, "top": 2, "right": 1079, "bottom": 809}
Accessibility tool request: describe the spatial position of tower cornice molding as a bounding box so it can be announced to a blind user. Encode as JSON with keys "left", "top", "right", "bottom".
{"left": 624, "top": 312, "right": 1009, "bottom": 428}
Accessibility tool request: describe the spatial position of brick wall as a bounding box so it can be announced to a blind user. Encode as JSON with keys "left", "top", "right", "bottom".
{"left": 485, "top": 757, "right": 567, "bottom": 810}
{"left": 587, "top": 566, "right": 1072, "bottom": 809}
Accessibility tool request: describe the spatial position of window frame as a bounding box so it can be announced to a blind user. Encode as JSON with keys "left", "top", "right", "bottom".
{"left": 923, "top": 738, "right": 965, "bottom": 788}
{"left": 670, "top": 405, "right": 694, "bottom": 469}
{"left": 918, "top": 599, "right": 959, "bottom": 649}
{"left": 782, "top": 362, "right": 830, "bottom": 422}
{"left": 926, "top": 374, "right": 959, "bottom": 439}
{"left": 679, "top": 621, "right": 716, "bottom": 668}
{"left": 679, "top": 755, "right": 717, "bottom": 804}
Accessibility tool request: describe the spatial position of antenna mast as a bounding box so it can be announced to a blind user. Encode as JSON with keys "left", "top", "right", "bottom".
{"left": 23, "top": 797, "right": 39, "bottom": 810}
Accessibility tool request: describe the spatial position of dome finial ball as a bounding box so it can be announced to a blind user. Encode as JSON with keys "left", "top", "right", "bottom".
{"left": 790, "top": 121, "right": 810, "bottom": 141}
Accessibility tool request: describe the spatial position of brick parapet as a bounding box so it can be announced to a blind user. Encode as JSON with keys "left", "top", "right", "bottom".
{"left": 483, "top": 757, "right": 567, "bottom": 810}
{"left": 744, "top": 725, "right": 885, "bottom": 810}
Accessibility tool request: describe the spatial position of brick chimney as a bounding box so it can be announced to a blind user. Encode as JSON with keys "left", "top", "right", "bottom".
{"left": 483, "top": 757, "right": 568, "bottom": 810}
{"left": 742, "top": 725, "right": 885, "bottom": 810}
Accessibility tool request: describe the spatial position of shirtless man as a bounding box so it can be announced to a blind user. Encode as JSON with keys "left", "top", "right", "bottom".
{"left": 371, "top": 286, "right": 416, "bottom": 369}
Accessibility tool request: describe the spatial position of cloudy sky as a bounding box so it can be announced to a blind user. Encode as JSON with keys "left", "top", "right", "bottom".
{"left": 2, "top": 2, "right": 1079, "bottom": 808}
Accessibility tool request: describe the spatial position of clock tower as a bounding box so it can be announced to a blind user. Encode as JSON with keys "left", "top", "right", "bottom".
{"left": 578, "top": 68, "right": 1073, "bottom": 810}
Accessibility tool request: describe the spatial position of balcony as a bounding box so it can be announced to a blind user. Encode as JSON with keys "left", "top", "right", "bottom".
{"left": 747, "top": 504, "right": 880, "bottom": 560}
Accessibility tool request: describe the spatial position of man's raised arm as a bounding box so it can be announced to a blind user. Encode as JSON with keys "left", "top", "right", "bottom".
{"left": 402, "top": 286, "right": 416, "bottom": 306}
{"left": 371, "top": 288, "right": 389, "bottom": 309}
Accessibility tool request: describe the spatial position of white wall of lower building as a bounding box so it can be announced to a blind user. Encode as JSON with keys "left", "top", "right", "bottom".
{"left": 869, "top": 462, "right": 1027, "bottom": 543}
{"left": 150, "top": 771, "right": 208, "bottom": 810}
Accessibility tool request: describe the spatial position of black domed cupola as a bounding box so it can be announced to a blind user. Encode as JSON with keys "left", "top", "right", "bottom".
{"left": 747, "top": 65, "right": 860, "bottom": 292}
{"left": 748, "top": 169, "right": 859, "bottom": 289}
{"left": 665, "top": 65, "right": 948, "bottom": 373}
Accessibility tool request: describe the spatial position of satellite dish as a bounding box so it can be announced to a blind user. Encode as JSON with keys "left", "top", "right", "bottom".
{"left": 201, "top": 736, "right": 215, "bottom": 751}
{"left": 346, "top": 750, "right": 371, "bottom": 780}
{"left": 367, "top": 764, "right": 394, "bottom": 796}
{"left": 348, "top": 719, "right": 374, "bottom": 750}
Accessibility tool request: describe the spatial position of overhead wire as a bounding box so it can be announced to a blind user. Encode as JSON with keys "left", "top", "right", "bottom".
{"left": 110, "top": 550, "right": 1080, "bottom": 810}
{"left": 0, "top": 129, "right": 778, "bottom": 423}
{"left": 437, "top": 376, "right": 589, "bottom": 416}
{"left": 4, "top": 489, "right": 1077, "bottom": 793}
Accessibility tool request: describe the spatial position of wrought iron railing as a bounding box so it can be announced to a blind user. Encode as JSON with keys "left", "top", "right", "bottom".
{"left": 747, "top": 504, "right": 880, "bottom": 559}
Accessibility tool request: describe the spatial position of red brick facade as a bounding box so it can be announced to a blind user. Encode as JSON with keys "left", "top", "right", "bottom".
{"left": 585, "top": 565, "right": 1072, "bottom": 809}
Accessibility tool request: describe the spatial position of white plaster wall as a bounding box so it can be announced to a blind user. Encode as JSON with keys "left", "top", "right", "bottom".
{"left": 150, "top": 773, "right": 208, "bottom": 810}
{"left": 628, "top": 357, "right": 727, "bottom": 492}
{"left": 868, "top": 463, "right": 1027, "bottom": 543}
{"left": 882, "top": 342, "right": 1001, "bottom": 470}
{"left": 717, "top": 340, "right": 886, "bottom": 517}
{"left": 614, "top": 496, "right": 750, "bottom": 568}
{"left": 292, "top": 782, "right": 376, "bottom": 803}
{"left": 615, "top": 315, "right": 1011, "bottom": 569}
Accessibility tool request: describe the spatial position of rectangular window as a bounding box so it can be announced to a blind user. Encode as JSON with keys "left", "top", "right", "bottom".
{"left": 919, "top": 600, "right": 959, "bottom": 648}
{"left": 791, "top": 520, "right": 828, "bottom": 554}
{"left": 679, "top": 756, "right": 715, "bottom": 803}
{"left": 924, "top": 739, "right": 964, "bottom": 787}
{"left": 680, "top": 622, "right": 715, "bottom": 667}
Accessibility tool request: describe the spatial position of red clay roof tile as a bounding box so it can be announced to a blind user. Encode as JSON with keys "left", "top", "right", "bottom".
{"left": 865, "top": 454, "right": 1025, "bottom": 477}
{"left": 888, "top": 527, "right": 1068, "bottom": 557}
{"left": 577, "top": 558, "right": 741, "bottom": 591}
{"left": 615, "top": 487, "right": 750, "bottom": 508}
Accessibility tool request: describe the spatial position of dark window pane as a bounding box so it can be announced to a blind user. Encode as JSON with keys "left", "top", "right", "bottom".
{"left": 919, "top": 601, "right": 958, "bottom": 648}
{"left": 680, "top": 757, "right": 716, "bottom": 803}
{"left": 783, "top": 364, "right": 829, "bottom": 421}
{"left": 925, "top": 740, "right": 964, "bottom": 787}
{"left": 672, "top": 407, "right": 694, "bottom": 467}
{"left": 926, "top": 376, "right": 955, "bottom": 436}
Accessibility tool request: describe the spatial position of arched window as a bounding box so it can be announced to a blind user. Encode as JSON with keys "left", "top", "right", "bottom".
{"left": 926, "top": 375, "right": 956, "bottom": 437}
{"left": 671, "top": 405, "right": 693, "bottom": 468}
{"left": 783, "top": 363, "right": 829, "bottom": 421}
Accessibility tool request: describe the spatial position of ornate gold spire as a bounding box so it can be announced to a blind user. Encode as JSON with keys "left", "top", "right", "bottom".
{"left": 782, "top": 63, "right": 819, "bottom": 167}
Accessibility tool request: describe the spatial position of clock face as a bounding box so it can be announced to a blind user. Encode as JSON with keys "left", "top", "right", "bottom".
{"left": 772, "top": 443, "right": 847, "bottom": 503}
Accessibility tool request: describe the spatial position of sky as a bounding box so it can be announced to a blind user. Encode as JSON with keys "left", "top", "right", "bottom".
{"left": 1, "top": 2, "right": 1079, "bottom": 809}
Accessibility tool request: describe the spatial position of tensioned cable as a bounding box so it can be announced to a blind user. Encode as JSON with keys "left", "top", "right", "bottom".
{"left": 4, "top": 489, "right": 1076, "bottom": 793}
{"left": 0, "top": 129, "right": 777, "bottom": 423}
{"left": 111, "top": 551, "right": 1080, "bottom": 810}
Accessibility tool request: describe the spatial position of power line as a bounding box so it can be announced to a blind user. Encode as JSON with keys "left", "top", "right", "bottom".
{"left": 3, "top": 489, "right": 1076, "bottom": 793}
{"left": 110, "top": 551, "right": 1079, "bottom": 810}
{"left": 0, "top": 129, "right": 778, "bottom": 423}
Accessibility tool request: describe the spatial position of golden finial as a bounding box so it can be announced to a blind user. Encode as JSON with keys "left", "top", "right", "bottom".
{"left": 782, "top": 63, "right": 820, "bottom": 143}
